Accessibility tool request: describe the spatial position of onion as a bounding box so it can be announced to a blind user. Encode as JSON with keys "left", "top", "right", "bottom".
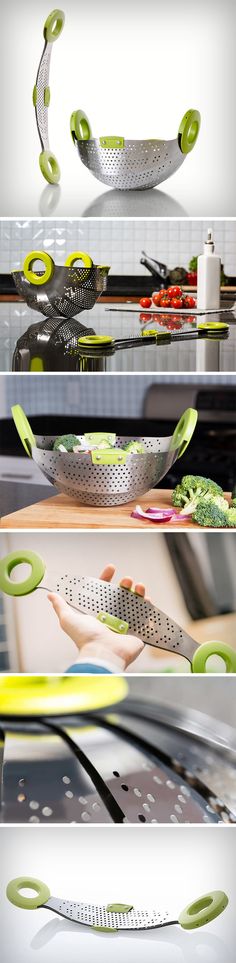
{"left": 131, "top": 505, "right": 189, "bottom": 523}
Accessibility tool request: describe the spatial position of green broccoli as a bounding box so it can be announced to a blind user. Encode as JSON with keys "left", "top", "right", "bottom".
{"left": 231, "top": 498, "right": 236, "bottom": 508}
{"left": 227, "top": 508, "right": 236, "bottom": 527}
{"left": 53, "top": 434, "right": 81, "bottom": 452}
{"left": 193, "top": 500, "right": 229, "bottom": 528}
{"left": 123, "top": 441, "right": 145, "bottom": 454}
{"left": 172, "top": 475, "right": 224, "bottom": 515}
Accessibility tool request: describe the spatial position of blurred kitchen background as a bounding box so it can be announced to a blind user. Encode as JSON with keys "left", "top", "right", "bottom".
{"left": 0, "top": 219, "right": 236, "bottom": 373}
{"left": 0, "top": 531, "right": 235, "bottom": 673}
{"left": 0, "top": 374, "right": 236, "bottom": 516}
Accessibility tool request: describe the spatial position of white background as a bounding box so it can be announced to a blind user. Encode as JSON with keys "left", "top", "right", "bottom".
{"left": 0, "top": 0, "right": 236, "bottom": 216}
{"left": 1, "top": 826, "right": 235, "bottom": 963}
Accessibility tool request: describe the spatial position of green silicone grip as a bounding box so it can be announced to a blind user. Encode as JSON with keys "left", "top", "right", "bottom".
{"left": 70, "top": 110, "right": 92, "bottom": 143}
{"left": 11, "top": 405, "right": 35, "bottom": 456}
{"left": 91, "top": 449, "right": 128, "bottom": 466}
{"left": 97, "top": 612, "right": 129, "bottom": 634}
{"left": 179, "top": 890, "right": 228, "bottom": 930}
{"left": 178, "top": 109, "right": 201, "bottom": 154}
{"left": 39, "top": 151, "right": 61, "bottom": 185}
{"left": 44, "top": 9, "right": 65, "bottom": 43}
{"left": 170, "top": 407, "right": 198, "bottom": 458}
{"left": 192, "top": 640, "right": 236, "bottom": 674}
{"left": 0, "top": 550, "right": 45, "bottom": 597}
{"left": 6, "top": 877, "right": 51, "bottom": 910}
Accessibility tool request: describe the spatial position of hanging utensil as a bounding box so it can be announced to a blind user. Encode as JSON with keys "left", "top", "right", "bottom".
{"left": 33, "top": 10, "right": 65, "bottom": 183}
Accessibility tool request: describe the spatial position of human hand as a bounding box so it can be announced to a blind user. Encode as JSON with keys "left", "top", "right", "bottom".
{"left": 48, "top": 564, "right": 148, "bottom": 672}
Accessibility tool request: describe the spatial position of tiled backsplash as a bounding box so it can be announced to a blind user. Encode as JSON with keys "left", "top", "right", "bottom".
{"left": 1, "top": 219, "right": 236, "bottom": 277}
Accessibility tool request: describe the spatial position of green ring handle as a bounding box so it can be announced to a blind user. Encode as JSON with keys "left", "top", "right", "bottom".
{"left": 64, "top": 251, "right": 93, "bottom": 269}
{"left": 170, "top": 407, "right": 198, "bottom": 458}
{"left": 6, "top": 877, "right": 50, "bottom": 910}
{"left": 198, "top": 322, "right": 229, "bottom": 331}
{"left": 179, "top": 890, "right": 228, "bottom": 930}
{"left": 178, "top": 109, "right": 201, "bottom": 154}
{"left": 23, "top": 251, "right": 54, "bottom": 286}
{"left": 11, "top": 404, "right": 35, "bottom": 456}
{"left": 0, "top": 551, "right": 45, "bottom": 597}
{"left": 79, "top": 335, "right": 114, "bottom": 347}
{"left": 44, "top": 9, "right": 65, "bottom": 43}
{"left": 70, "top": 109, "right": 92, "bottom": 143}
{"left": 192, "top": 641, "right": 236, "bottom": 674}
{"left": 39, "top": 151, "right": 61, "bottom": 184}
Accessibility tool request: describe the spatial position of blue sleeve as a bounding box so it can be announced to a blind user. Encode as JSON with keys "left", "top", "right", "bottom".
{"left": 66, "top": 662, "right": 112, "bottom": 674}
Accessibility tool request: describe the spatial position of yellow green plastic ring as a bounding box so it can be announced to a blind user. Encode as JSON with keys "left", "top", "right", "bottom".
{"left": 6, "top": 877, "right": 51, "bottom": 910}
{"left": 198, "top": 322, "right": 229, "bottom": 331}
{"left": 79, "top": 335, "right": 114, "bottom": 347}
{"left": 44, "top": 9, "right": 65, "bottom": 43}
{"left": 179, "top": 891, "right": 228, "bottom": 930}
{"left": 65, "top": 252, "right": 93, "bottom": 269}
{"left": 11, "top": 404, "right": 35, "bottom": 456}
{"left": 39, "top": 151, "right": 61, "bottom": 185}
{"left": 178, "top": 109, "right": 201, "bottom": 154}
{"left": 0, "top": 550, "right": 45, "bottom": 597}
{"left": 0, "top": 676, "right": 128, "bottom": 716}
{"left": 192, "top": 641, "right": 236, "bottom": 673}
{"left": 170, "top": 407, "right": 198, "bottom": 458}
{"left": 70, "top": 110, "right": 92, "bottom": 143}
{"left": 23, "top": 251, "right": 54, "bottom": 287}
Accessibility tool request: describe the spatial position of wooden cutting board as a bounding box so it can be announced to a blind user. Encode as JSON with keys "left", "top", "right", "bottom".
{"left": 0, "top": 489, "right": 231, "bottom": 530}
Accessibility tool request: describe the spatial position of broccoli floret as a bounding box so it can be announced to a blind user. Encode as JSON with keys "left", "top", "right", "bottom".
{"left": 123, "top": 441, "right": 145, "bottom": 454}
{"left": 193, "top": 500, "right": 229, "bottom": 528}
{"left": 53, "top": 434, "right": 80, "bottom": 452}
{"left": 204, "top": 493, "right": 229, "bottom": 511}
{"left": 172, "top": 475, "right": 224, "bottom": 515}
{"left": 231, "top": 498, "right": 236, "bottom": 508}
{"left": 227, "top": 508, "right": 236, "bottom": 527}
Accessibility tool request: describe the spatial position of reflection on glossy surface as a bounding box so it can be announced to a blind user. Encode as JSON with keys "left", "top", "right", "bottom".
{"left": 83, "top": 189, "right": 187, "bottom": 218}
{"left": 39, "top": 185, "right": 61, "bottom": 217}
{"left": 32, "top": 916, "right": 234, "bottom": 963}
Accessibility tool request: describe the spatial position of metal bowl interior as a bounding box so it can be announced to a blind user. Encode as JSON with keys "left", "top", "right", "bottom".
{"left": 31, "top": 434, "right": 179, "bottom": 505}
{"left": 76, "top": 137, "right": 185, "bottom": 190}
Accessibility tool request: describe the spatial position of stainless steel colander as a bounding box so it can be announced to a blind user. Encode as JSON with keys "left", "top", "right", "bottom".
{"left": 12, "top": 251, "right": 110, "bottom": 320}
{"left": 11, "top": 406, "right": 198, "bottom": 506}
{"left": 1, "top": 549, "right": 235, "bottom": 673}
{"left": 70, "top": 108, "right": 201, "bottom": 191}
{"left": 0, "top": 678, "right": 235, "bottom": 824}
{"left": 6, "top": 874, "right": 229, "bottom": 935}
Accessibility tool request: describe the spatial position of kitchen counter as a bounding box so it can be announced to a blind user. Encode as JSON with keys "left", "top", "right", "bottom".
{"left": 0, "top": 488, "right": 231, "bottom": 530}
{"left": 0, "top": 298, "right": 236, "bottom": 373}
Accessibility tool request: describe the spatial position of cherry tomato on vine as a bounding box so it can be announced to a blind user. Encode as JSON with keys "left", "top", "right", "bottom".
{"left": 184, "top": 295, "right": 196, "bottom": 308}
{"left": 171, "top": 286, "right": 183, "bottom": 298}
{"left": 139, "top": 297, "right": 152, "bottom": 309}
{"left": 159, "top": 297, "right": 171, "bottom": 308}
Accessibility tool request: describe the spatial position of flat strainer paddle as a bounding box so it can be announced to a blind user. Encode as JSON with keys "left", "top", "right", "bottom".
{"left": 12, "top": 252, "right": 110, "bottom": 320}
{"left": 70, "top": 108, "right": 201, "bottom": 192}
{"left": 10, "top": 405, "right": 198, "bottom": 506}
{"left": 6, "top": 879, "right": 228, "bottom": 933}
{"left": 33, "top": 10, "right": 65, "bottom": 184}
{"left": 0, "top": 680, "right": 235, "bottom": 822}
{"left": 1, "top": 549, "right": 236, "bottom": 673}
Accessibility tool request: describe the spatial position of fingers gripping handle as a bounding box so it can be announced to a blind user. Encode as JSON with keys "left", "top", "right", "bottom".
{"left": 0, "top": 551, "right": 45, "bottom": 596}
{"left": 6, "top": 877, "right": 50, "bottom": 910}
{"left": 179, "top": 890, "right": 228, "bottom": 930}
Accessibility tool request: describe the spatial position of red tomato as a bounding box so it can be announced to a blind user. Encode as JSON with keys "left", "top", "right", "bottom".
{"left": 140, "top": 312, "right": 152, "bottom": 323}
{"left": 152, "top": 292, "right": 162, "bottom": 306}
{"left": 171, "top": 297, "right": 183, "bottom": 309}
{"left": 159, "top": 297, "right": 171, "bottom": 307}
{"left": 139, "top": 297, "right": 152, "bottom": 308}
{"left": 167, "top": 287, "right": 175, "bottom": 298}
{"left": 184, "top": 295, "right": 196, "bottom": 308}
{"left": 171, "top": 286, "right": 183, "bottom": 298}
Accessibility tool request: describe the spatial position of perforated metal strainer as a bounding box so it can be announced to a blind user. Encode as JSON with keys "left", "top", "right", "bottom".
{"left": 33, "top": 10, "right": 65, "bottom": 184}
{"left": 11, "top": 405, "right": 198, "bottom": 506}
{"left": 70, "top": 108, "right": 201, "bottom": 191}
{"left": 12, "top": 251, "right": 110, "bottom": 320}
{"left": 6, "top": 876, "right": 229, "bottom": 935}
{"left": 1, "top": 550, "right": 236, "bottom": 674}
{"left": 0, "top": 678, "right": 235, "bottom": 823}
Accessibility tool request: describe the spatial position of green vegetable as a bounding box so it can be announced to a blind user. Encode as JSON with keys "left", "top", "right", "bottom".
{"left": 172, "top": 475, "right": 224, "bottom": 516}
{"left": 123, "top": 441, "right": 145, "bottom": 454}
{"left": 231, "top": 498, "right": 236, "bottom": 508}
{"left": 53, "top": 434, "right": 81, "bottom": 452}
{"left": 227, "top": 507, "right": 236, "bottom": 527}
{"left": 193, "top": 501, "right": 229, "bottom": 528}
